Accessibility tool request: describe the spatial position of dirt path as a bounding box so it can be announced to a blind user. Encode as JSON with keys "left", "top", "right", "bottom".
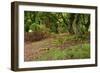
{"left": 24, "top": 35, "right": 89, "bottom": 61}
{"left": 24, "top": 38, "right": 56, "bottom": 61}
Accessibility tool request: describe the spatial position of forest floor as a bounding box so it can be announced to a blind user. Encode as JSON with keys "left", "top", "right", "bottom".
{"left": 24, "top": 33, "right": 90, "bottom": 61}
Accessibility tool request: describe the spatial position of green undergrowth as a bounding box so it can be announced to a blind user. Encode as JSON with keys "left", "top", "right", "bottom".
{"left": 51, "top": 34, "right": 89, "bottom": 46}
{"left": 35, "top": 43, "right": 90, "bottom": 61}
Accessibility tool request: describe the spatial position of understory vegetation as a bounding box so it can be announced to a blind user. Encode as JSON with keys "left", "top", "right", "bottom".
{"left": 36, "top": 43, "right": 90, "bottom": 60}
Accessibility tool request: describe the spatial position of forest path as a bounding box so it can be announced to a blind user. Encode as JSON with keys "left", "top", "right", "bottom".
{"left": 24, "top": 37, "right": 56, "bottom": 61}
{"left": 24, "top": 34, "right": 88, "bottom": 61}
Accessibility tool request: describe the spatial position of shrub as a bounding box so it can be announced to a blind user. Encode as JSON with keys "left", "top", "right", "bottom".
{"left": 24, "top": 31, "right": 50, "bottom": 43}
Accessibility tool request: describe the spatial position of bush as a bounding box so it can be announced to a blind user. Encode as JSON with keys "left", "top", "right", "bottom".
{"left": 29, "top": 23, "right": 50, "bottom": 34}
{"left": 24, "top": 31, "right": 49, "bottom": 43}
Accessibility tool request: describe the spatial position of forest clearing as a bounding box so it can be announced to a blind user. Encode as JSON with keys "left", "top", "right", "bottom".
{"left": 24, "top": 11, "right": 90, "bottom": 61}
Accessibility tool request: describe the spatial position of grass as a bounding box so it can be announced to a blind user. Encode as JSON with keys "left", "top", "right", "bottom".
{"left": 51, "top": 35, "right": 76, "bottom": 46}
{"left": 51, "top": 34, "right": 89, "bottom": 46}
{"left": 36, "top": 43, "right": 90, "bottom": 61}
{"left": 64, "top": 43, "right": 90, "bottom": 59}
